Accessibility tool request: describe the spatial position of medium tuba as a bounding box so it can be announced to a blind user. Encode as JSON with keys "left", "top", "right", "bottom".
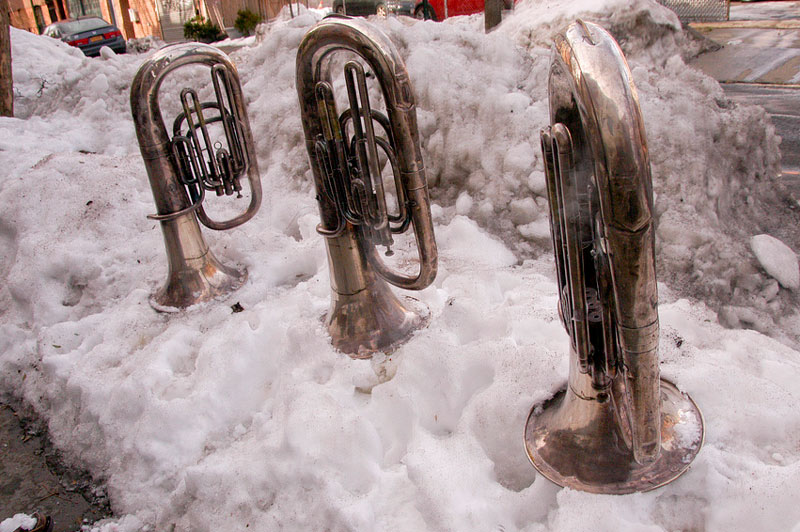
{"left": 131, "top": 43, "right": 261, "bottom": 311}
{"left": 524, "top": 21, "right": 704, "bottom": 494}
{"left": 296, "top": 16, "right": 438, "bottom": 357}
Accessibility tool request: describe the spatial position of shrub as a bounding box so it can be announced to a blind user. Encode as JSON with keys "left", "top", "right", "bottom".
{"left": 234, "top": 9, "right": 262, "bottom": 37}
{"left": 183, "top": 16, "right": 225, "bottom": 43}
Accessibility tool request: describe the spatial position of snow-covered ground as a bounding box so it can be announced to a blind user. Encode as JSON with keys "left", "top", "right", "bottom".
{"left": 1, "top": 0, "right": 799, "bottom": 529}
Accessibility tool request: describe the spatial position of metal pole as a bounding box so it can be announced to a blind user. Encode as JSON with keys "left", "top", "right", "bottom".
{"left": 0, "top": 0, "right": 12, "bottom": 118}
{"left": 484, "top": 0, "right": 501, "bottom": 31}
{"left": 106, "top": 0, "right": 116, "bottom": 24}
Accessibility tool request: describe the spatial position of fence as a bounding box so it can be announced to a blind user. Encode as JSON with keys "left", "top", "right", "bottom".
{"left": 66, "top": 0, "right": 104, "bottom": 17}
{"left": 657, "top": 0, "right": 730, "bottom": 23}
{"left": 205, "top": 0, "right": 305, "bottom": 29}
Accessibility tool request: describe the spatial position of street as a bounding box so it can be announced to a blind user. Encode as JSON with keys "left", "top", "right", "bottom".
{"left": 690, "top": 1, "right": 800, "bottom": 202}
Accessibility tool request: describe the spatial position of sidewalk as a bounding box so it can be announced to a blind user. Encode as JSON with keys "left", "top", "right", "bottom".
{"left": 0, "top": 405, "right": 109, "bottom": 532}
{"left": 689, "top": 1, "right": 800, "bottom": 84}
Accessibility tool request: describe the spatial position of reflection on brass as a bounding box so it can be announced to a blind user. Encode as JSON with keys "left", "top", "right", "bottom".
{"left": 131, "top": 43, "right": 262, "bottom": 311}
{"left": 297, "top": 16, "right": 438, "bottom": 357}
{"left": 525, "top": 20, "right": 704, "bottom": 494}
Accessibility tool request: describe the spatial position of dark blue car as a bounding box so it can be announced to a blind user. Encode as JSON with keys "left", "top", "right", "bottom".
{"left": 332, "top": 0, "right": 415, "bottom": 17}
{"left": 43, "top": 17, "right": 126, "bottom": 57}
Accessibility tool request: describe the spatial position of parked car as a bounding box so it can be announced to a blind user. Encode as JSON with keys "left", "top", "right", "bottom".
{"left": 413, "top": 0, "right": 513, "bottom": 20}
{"left": 43, "top": 17, "right": 126, "bottom": 57}
{"left": 332, "top": 0, "right": 415, "bottom": 17}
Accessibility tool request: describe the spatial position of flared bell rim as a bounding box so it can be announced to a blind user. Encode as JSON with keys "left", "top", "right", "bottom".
{"left": 524, "top": 378, "right": 704, "bottom": 494}
{"left": 327, "top": 294, "right": 431, "bottom": 359}
{"left": 149, "top": 260, "right": 248, "bottom": 313}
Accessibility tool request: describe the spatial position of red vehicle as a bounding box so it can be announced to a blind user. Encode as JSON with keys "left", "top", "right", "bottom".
{"left": 413, "top": 0, "right": 512, "bottom": 21}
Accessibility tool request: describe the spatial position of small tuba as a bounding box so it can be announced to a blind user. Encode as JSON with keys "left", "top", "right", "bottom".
{"left": 131, "top": 43, "right": 261, "bottom": 311}
{"left": 296, "top": 16, "right": 438, "bottom": 357}
{"left": 524, "top": 21, "right": 704, "bottom": 494}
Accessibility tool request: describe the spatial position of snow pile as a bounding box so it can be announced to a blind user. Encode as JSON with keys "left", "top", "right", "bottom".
{"left": 243, "top": 0, "right": 795, "bottom": 344}
{"left": 9, "top": 0, "right": 797, "bottom": 344}
{"left": 8, "top": 27, "right": 142, "bottom": 162}
{"left": 468, "top": 1, "right": 795, "bottom": 343}
{"left": 2, "top": 0, "right": 800, "bottom": 530}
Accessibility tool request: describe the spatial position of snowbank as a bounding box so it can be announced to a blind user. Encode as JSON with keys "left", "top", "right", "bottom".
{"left": 1, "top": 0, "right": 800, "bottom": 530}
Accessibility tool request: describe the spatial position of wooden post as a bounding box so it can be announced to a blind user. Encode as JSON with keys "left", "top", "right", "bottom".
{"left": 484, "top": 0, "right": 501, "bottom": 32}
{"left": 0, "top": 0, "right": 12, "bottom": 117}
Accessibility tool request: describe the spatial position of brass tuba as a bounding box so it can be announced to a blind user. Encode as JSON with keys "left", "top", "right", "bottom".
{"left": 296, "top": 16, "right": 438, "bottom": 357}
{"left": 131, "top": 43, "right": 261, "bottom": 311}
{"left": 524, "top": 21, "right": 704, "bottom": 494}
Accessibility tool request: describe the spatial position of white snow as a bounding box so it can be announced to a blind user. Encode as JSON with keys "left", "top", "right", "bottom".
{"left": 2, "top": 0, "right": 800, "bottom": 530}
{"left": 0, "top": 514, "right": 36, "bottom": 532}
{"left": 751, "top": 234, "right": 800, "bottom": 290}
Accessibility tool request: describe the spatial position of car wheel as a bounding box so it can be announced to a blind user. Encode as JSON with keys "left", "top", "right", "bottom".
{"left": 414, "top": 2, "right": 435, "bottom": 20}
{"left": 335, "top": 5, "right": 345, "bottom": 13}
{"left": 376, "top": 3, "right": 387, "bottom": 16}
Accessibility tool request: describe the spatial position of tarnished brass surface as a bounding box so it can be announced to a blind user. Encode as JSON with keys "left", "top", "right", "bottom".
{"left": 526, "top": 20, "right": 704, "bottom": 493}
{"left": 149, "top": 212, "right": 247, "bottom": 312}
{"left": 297, "top": 16, "right": 438, "bottom": 356}
{"left": 526, "top": 379, "right": 704, "bottom": 494}
{"left": 130, "top": 43, "right": 261, "bottom": 311}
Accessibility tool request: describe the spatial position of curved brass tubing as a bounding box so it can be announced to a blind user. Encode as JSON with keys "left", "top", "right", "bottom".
{"left": 131, "top": 43, "right": 262, "bottom": 311}
{"left": 297, "top": 16, "right": 437, "bottom": 357}
{"left": 525, "top": 20, "right": 704, "bottom": 494}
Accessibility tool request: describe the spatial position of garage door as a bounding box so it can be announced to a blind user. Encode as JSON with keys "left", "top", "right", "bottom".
{"left": 158, "top": 0, "right": 195, "bottom": 42}
{"left": 67, "top": 0, "right": 103, "bottom": 17}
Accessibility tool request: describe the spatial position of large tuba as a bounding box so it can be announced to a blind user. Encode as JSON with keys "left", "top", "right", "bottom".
{"left": 524, "top": 21, "right": 704, "bottom": 494}
{"left": 131, "top": 43, "right": 261, "bottom": 311}
{"left": 296, "top": 16, "right": 438, "bottom": 357}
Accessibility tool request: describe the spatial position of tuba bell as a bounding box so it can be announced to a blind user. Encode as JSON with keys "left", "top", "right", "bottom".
{"left": 524, "top": 21, "right": 704, "bottom": 494}
{"left": 131, "top": 43, "right": 261, "bottom": 311}
{"left": 296, "top": 16, "right": 438, "bottom": 357}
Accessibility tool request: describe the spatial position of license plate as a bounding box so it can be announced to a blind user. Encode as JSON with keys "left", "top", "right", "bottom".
{"left": 89, "top": 35, "right": 103, "bottom": 43}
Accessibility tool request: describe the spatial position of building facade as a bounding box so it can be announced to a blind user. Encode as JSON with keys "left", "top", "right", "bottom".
{"left": 6, "top": 0, "right": 293, "bottom": 41}
{"left": 8, "top": 0, "right": 68, "bottom": 34}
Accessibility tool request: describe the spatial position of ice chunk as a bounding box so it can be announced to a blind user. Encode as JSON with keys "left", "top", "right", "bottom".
{"left": 750, "top": 234, "right": 799, "bottom": 289}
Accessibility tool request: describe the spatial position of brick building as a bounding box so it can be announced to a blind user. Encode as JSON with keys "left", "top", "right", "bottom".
{"left": 8, "top": 0, "right": 68, "bottom": 34}
{"left": 6, "top": 0, "right": 159, "bottom": 38}
{"left": 6, "top": 0, "right": 295, "bottom": 41}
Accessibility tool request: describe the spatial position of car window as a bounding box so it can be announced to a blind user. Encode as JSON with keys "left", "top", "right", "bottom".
{"left": 57, "top": 18, "right": 110, "bottom": 35}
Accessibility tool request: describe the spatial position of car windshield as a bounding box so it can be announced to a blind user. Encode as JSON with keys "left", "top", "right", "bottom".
{"left": 58, "top": 18, "right": 110, "bottom": 35}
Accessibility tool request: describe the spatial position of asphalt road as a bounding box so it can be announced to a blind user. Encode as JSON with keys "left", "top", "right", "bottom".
{"left": 721, "top": 82, "right": 800, "bottom": 198}
{"left": 0, "top": 405, "right": 108, "bottom": 531}
{"left": 692, "top": 0, "right": 800, "bottom": 199}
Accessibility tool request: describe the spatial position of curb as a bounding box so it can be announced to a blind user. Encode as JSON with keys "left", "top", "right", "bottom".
{"left": 691, "top": 19, "right": 800, "bottom": 29}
